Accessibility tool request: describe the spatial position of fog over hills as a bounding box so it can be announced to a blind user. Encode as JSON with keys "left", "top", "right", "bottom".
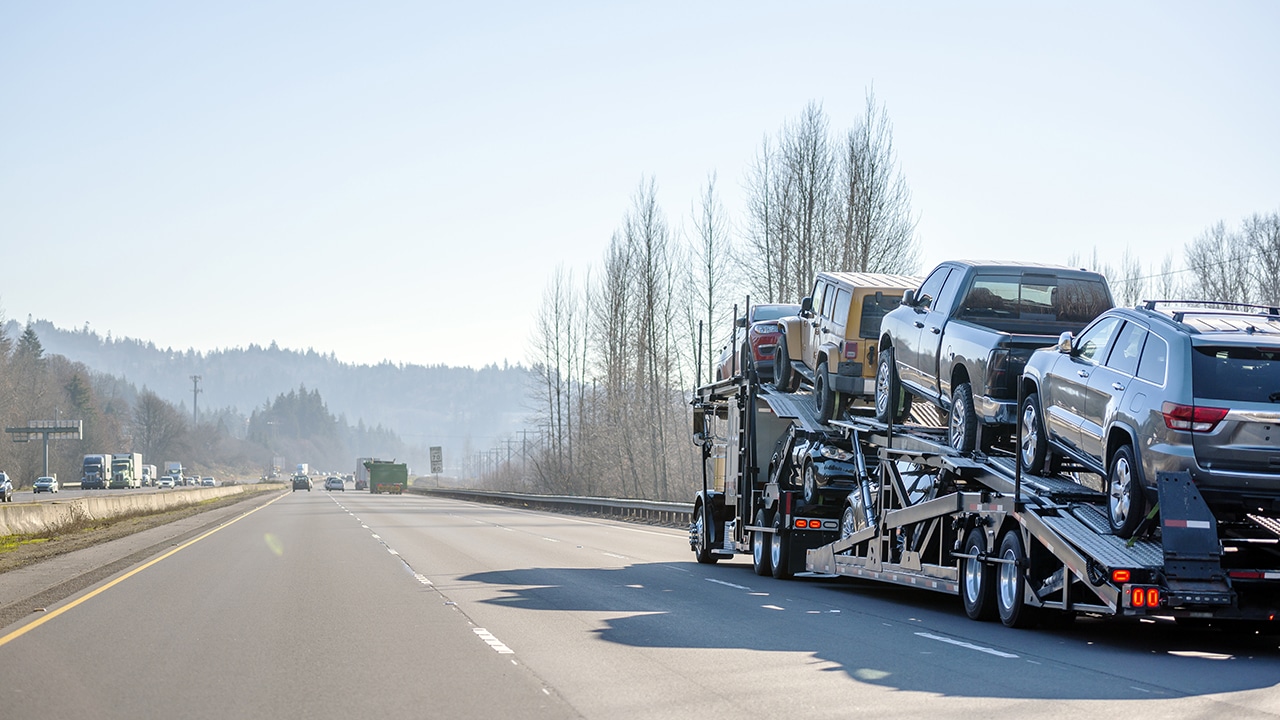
{"left": 6, "top": 319, "right": 534, "bottom": 475}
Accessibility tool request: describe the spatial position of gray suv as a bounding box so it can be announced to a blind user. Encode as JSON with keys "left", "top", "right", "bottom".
{"left": 1020, "top": 301, "right": 1280, "bottom": 537}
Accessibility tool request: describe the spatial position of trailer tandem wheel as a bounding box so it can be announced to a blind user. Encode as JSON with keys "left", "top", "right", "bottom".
{"left": 962, "top": 527, "right": 997, "bottom": 621}
{"left": 996, "top": 530, "right": 1038, "bottom": 628}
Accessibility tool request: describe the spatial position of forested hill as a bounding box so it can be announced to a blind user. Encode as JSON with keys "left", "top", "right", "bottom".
{"left": 7, "top": 320, "right": 533, "bottom": 471}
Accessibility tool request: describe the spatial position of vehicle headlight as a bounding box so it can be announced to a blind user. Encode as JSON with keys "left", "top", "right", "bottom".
{"left": 751, "top": 323, "right": 781, "bottom": 336}
{"left": 820, "top": 446, "right": 855, "bottom": 462}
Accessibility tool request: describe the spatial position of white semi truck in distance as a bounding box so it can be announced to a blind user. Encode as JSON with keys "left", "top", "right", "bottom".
{"left": 164, "top": 461, "right": 183, "bottom": 485}
{"left": 110, "top": 453, "right": 144, "bottom": 489}
{"left": 141, "top": 464, "right": 157, "bottom": 486}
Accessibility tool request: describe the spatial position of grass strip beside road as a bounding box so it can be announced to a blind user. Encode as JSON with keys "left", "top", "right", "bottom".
{"left": 0, "top": 486, "right": 279, "bottom": 574}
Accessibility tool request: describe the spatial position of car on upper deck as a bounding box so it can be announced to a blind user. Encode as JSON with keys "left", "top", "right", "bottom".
{"left": 716, "top": 303, "right": 802, "bottom": 383}
{"left": 876, "top": 261, "right": 1112, "bottom": 453}
{"left": 773, "top": 272, "right": 920, "bottom": 424}
{"left": 1020, "top": 300, "right": 1280, "bottom": 537}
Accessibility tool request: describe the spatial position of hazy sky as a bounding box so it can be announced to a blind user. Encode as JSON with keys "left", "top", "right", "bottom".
{"left": 2, "top": 2, "right": 1277, "bottom": 369}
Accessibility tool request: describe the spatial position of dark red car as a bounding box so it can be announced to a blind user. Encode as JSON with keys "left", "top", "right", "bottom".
{"left": 717, "top": 303, "right": 802, "bottom": 381}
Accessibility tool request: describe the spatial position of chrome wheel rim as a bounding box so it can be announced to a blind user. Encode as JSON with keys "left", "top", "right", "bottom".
{"left": 1110, "top": 456, "right": 1132, "bottom": 526}
{"left": 875, "top": 359, "right": 891, "bottom": 418}
{"left": 963, "top": 539, "right": 982, "bottom": 602}
{"left": 770, "top": 525, "right": 784, "bottom": 568}
{"left": 949, "top": 403, "right": 966, "bottom": 449}
{"left": 1020, "top": 403, "right": 1038, "bottom": 467}
{"left": 998, "top": 545, "right": 1018, "bottom": 610}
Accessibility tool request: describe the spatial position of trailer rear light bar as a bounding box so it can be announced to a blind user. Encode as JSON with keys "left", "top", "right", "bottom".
{"left": 1122, "top": 585, "right": 1161, "bottom": 610}
{"left": 794, "top": 518, "right": 839, "bottom": 531}
{"left": 1228, "top": 570, "right": 1280, "bottom": 580}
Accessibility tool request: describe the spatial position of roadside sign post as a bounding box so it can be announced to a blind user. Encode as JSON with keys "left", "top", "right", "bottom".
{"left": 430, "top": 446, "right": 443, "bottom": 487}
{"left": 5, "top": 420, "right": 84, "bottom": 480}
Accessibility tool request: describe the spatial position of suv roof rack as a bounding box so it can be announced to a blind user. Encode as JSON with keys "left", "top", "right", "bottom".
{"left": 1140, "top": 299, "right": 1280, "bottom": 324}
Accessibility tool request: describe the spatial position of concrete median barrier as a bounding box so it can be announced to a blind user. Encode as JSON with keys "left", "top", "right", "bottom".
{"left": 0, "top": 484, "right": 285, "bottom": 537}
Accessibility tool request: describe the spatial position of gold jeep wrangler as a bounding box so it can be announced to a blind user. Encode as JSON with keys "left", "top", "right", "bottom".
{"left": 773, "top": 271, "right": 919, "bottom": 423}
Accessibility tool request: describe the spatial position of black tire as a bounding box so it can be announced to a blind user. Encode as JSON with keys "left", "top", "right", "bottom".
{"left": 752, "top": 510, "right": 772, "bottom": 576}
{"left": 770, "top": 512, "right": 792, "bottom": 579}
{"left": 773, "top": 335, "right": 796, "bottom": 393}
{"left": 996, "top": 530, "right": 1038, "bottom": 628}
{"left": 1107, "top": 444, "right": 1145, "bottom": 538}
{"left": 874, "top": 347, "right": 912, "bottom": 423}
{"left": 816, "top": 363, "right": 838, "bottom": 424}
{"left": 693, "top": 503, "right": 719, "bottom": 564}
{"left": 961, "top": 527, "right": 997, "bottom": 621}
{"left": 948, "top": 383, "right": 979, "bottom": 454}
{"left": 1019, "top": 392, "right": 1048, "bottom": 474}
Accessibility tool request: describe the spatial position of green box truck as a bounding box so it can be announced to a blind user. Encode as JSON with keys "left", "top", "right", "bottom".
{"left": 364, "top": 460, "right": 408, "bottom": 495}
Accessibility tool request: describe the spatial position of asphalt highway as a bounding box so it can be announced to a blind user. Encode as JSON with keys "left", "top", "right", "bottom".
{"left": 1, "top": 490, "right": 1278, "bottom": 719}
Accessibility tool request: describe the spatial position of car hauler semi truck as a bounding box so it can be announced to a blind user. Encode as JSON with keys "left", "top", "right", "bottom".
{"left": 691, "top": 325, "right": 1280, "bottom": 628}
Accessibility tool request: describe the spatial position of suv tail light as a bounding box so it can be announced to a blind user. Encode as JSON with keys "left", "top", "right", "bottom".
{"left": 1161, "top": 402, "right": 1228, "bottom": 433}
{"left": 843, "top": 341, "right": 859, "bottom": 360}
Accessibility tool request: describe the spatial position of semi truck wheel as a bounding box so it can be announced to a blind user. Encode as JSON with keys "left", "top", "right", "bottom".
{"left": 961, "top": 527, "right": 996, "bottom": 621}
{"left": 692, "top": 503, "right": 719, "bottom": 564}
{"left": 770, "top": 513, "right": 792, "bottom": 579}
{"left": 752, "top": 511, "right": 772, "bottom": 576}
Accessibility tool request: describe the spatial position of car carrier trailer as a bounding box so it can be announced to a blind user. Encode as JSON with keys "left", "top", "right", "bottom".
{"left": 691, "top": 362, "right": 1280, "bottom": 629}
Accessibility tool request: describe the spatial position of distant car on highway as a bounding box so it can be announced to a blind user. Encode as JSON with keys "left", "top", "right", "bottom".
{"left": 33, "top": 476, "right": 59, "bottom": 493}
{"left": 157, "top": 476, "right": 176, "bottom": 489}
{"left": 292, "top": 475, "right": 312, "bottom": 492}
{"left": 0, "top": 472, "right": 12, "bottom": 502}
{"left": 200, "top": 476, "right": 216, "bottom": 487}
{"left": 324, "top": 477, "right": 344, "bottom": 491}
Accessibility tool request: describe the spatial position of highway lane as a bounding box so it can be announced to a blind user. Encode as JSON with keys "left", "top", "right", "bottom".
{"left": 0, "top": 490, "right": 575, "bottom": 720}
{"left": 2, "top": 490, "right": 1279, "bottom": 718}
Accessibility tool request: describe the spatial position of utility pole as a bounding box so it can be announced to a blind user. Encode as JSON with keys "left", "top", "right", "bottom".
{"left": 190, "top": 375, "right": 202, "bottom": 426}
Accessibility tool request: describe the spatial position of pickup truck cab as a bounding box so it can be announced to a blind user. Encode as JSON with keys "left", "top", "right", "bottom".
{"left": 876, "top": 260, "right": 1112, "bottom": 452}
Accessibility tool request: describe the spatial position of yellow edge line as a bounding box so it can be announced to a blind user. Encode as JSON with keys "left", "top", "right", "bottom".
{"left": 0, "top": 490, "right": 289, "bottom": 648}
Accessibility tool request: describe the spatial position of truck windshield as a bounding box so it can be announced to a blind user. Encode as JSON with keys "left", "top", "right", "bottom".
{"left": 956, "top": 274, "right": 1111, "bottom": 334}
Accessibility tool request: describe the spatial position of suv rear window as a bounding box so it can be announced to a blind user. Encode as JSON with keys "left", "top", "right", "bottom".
{"left": 1192, "top": 344, "right": 1280, "bottom": 402}
{"left": 860, "top": 293, "right": 903, "bottom": 339}
{"left": 956, "top": 273, "right": 1111, "bottom": 333}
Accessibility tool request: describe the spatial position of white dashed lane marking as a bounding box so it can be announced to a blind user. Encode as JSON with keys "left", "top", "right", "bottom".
{"left": 915, "top": 632, "right": 1018, "bottom": 658}
{"left": 473, "top": 628, "right": 515, "bottom": 654}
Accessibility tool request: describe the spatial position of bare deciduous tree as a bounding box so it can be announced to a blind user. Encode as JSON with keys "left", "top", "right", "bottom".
{"left": 836, "top": 89, "right": 919, "bottom": 274}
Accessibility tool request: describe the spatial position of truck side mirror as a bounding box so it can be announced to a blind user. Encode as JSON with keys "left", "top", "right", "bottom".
{"left": 901, "top": 289, "right": 916, "bottom": 307}
{"left": 1057, "top": 332, "right": 1074, "bottom": 354}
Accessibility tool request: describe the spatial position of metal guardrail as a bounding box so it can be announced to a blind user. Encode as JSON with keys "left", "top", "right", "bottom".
{"left": 405, "top": 486, "right": 692, "bottom": 526}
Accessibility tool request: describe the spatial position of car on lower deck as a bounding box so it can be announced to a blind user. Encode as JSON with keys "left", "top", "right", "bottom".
{"left": 1020, "top": 300, "right": 1280, "bottom": 537}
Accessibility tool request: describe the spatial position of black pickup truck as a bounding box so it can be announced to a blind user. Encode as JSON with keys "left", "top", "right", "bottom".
{"left": 875, "top": 261, "right": 1113, "bottom": 452}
